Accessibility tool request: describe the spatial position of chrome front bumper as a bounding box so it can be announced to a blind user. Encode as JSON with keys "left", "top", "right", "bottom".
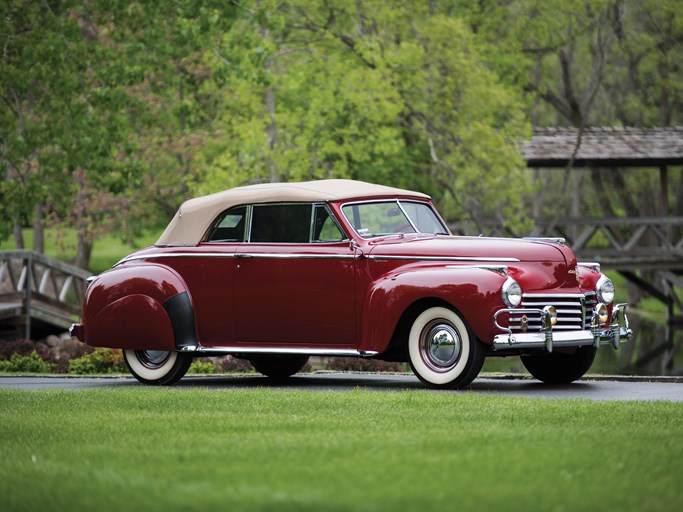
{"left": 492, "top": 303, "right": 633, "bottom": 353}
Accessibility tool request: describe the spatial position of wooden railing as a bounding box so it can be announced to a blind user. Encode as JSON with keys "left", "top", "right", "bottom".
{"left": 451, "top": 217, "right": 683, "bottom": 271}
{"left": 0, "top": 250, "right": 91, "bottom": 339}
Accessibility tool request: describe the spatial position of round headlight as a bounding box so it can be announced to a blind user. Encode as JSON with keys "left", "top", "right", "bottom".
{"left": 596, "top": 275, "right": 615, "bottom": 304}
{"left": 502, "top": 278, "right": 522, "bottom": 308}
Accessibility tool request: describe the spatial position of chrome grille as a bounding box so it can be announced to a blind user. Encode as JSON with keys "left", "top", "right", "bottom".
{"left": 508, "top": 292, "right": 597, "bottom": 332}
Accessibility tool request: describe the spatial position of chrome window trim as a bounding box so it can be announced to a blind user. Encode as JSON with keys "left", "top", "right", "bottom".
{"left": 203, "top": 204, "right": 250, "bottom": 244}
{"left": 340, "top": 198, "right": 450, "bottom": 238}
{"left": 312, "top": 203, "right": 349, "bottom": 243}
{"left": 249, "top": 202, "right": 313, "bottom": 244}
{"left": 245, "top": 204, "right": 253, "bottom": 243}
{"left": 396, "top": 200, "right": 418, "bottom": 234}
{"left": 308, "top": 203, "right": 316, "bottom": 242}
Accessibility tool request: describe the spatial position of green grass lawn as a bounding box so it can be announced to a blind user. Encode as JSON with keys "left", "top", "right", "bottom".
{"left": 0, "top": 228, "right": 161, "bottom": 273}
{"left": 1, "top": 388, "right": 681, "bottom": 512}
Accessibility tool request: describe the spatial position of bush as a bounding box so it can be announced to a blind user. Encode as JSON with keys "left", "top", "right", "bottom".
{"left": 325, "top": 357, "right": 407, "bottom": 373}
{"left": 213, "top": 356, "right": 254, "bottom": 373}
{"left": 68, "top": 348, "right": 126, "bottom": 375}
{"left": 187, "top": 360, "right": 219, "bottom": 374}
{"left": 0, "top": 350, "right": 55, "bottom": 373}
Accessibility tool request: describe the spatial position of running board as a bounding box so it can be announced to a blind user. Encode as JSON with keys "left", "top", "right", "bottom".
{"left": 178, "top": 345, "right": 379, "bottom": 358}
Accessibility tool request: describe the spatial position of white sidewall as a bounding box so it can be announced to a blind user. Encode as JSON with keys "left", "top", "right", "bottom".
{"left": 408, "top": 307, "right": 471, "bottom": 385}
{"left": 124, "top": 350, "right": 177, "bottom": 382}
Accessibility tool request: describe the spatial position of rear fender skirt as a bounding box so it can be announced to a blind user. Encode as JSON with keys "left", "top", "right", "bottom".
{"left": 163, "top": 291, "right": 198, "bottom": 350}
{"left": 84, "top": 294, "right": 175, "bottom": 351}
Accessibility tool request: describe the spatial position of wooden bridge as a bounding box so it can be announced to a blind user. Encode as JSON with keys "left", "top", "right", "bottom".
{"left": 0, "top": 250, "right": 90, "bottom": 340}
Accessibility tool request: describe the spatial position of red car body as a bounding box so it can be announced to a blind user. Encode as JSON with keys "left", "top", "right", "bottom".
{"left": 71, "top": 180, "right": 632, "bottom": 388}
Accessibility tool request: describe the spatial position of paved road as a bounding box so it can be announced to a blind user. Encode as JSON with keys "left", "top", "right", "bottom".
{"left": 1, "top": 373, "right": 681, "bottom": 401}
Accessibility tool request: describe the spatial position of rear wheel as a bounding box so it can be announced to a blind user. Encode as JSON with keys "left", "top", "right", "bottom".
{"left": 407, "top": 306, "right": 485, "bottom": 389}
{"left": 521, "top": 345, "right": 597, "bottom": 384}
{"left": 249, "top": 354, "right": 310, "bottom": 379}
{"left": 123, "top": 349, "right": 193, "bottom": 385}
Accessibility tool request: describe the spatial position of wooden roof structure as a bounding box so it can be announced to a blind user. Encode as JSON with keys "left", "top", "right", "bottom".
{"left": 520, "top": 127, "right": 683, "bottom": 168}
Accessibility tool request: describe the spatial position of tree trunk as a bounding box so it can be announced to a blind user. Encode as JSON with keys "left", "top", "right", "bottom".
{"left": 75, "top": 232, "right": 92, "bottom": 270}
{"left": 13, "top": 218, "right": 24, "bottom": 249}
{"left": 32, "top": 204, "right": 44, "bottom": 254}
{"left": 257, "top": 0, "right": 278, "bottom": 183}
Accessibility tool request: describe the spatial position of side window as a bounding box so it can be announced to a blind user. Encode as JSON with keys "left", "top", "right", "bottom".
{"left": 313, "top": 205, "right": 345, "bottom": 242}
{"left": 206, "top": 206, "right": 247, "bottom": 242}
{"left": 251, "top": 204, "right": 311, "bottom": 243}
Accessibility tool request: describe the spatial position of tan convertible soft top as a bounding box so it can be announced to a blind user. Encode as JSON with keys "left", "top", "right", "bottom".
{"left": 156, "top": 179, "right": 430, "bottom": 247}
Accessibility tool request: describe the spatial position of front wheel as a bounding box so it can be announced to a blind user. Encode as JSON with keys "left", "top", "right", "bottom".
{"left": 123, "top": 349, "right": 193, "bottom": 385}
{"left": 407, "top": 306, "right": 485, "bottom": 389}
{"left": 521, "top": 345, "right": 597, "bottom": 384}
{"left": 249, "top": 354, "right": 310, "bottom": 379}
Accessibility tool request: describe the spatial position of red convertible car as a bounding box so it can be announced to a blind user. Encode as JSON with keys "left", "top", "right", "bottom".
{"left": 70, "top": 179, "right": 632, "bottom": 388}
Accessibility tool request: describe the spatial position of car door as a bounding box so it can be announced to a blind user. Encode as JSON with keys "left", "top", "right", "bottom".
{"left": 234, "top": 203, "right": 357, "bottom": 346}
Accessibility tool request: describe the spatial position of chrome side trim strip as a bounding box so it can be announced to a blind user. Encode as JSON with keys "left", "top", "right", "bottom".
{"left": 117, "top": 252, "right": 357, "bottom": 265}
{"left": 369, "top": 255, "right": 520, "bottom": 262}
{"left": 117, "top": 252, "right": 236, "bottom": 265}
{"left": 523, "top": 237, "right": 566, "bottom": 245}
{"left": 446, "top": 264, "right": 508, "bottom": 275}
{"left": 234, "top": 253, "right": 356, "bottom": 260}
{"left": 179, "top": 346, "right": 378, "bottom": 357}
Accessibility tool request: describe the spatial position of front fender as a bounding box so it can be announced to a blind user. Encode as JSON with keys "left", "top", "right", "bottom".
{"left": 360, "top": 266, "right": 507, "bottom": 354}
{"left": 81, "top": 263, "right": 196, "bottom": 350}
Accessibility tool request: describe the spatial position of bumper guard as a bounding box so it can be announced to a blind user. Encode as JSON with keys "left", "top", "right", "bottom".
{"left": 492, "top": 303, "right": 633, "bottom": 353}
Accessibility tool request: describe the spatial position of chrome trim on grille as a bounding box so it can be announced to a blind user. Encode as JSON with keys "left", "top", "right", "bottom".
{"left": 503, "top": 292, "right": 598, "bottom": 333}
{"left": 492, "top": 301, "right": 632, "bottom": 352}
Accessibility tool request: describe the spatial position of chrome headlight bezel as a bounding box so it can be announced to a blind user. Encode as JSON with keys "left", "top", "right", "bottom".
{"left": 502, "top": 277, "right": 523, "bottom": 308}
{"left": 596, "top": 275, "right": 615, "bottom": 305}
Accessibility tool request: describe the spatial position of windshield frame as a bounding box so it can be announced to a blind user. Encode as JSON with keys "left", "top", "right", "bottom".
{"left": 340, "top": 199, "right": 451, "bottom": 239}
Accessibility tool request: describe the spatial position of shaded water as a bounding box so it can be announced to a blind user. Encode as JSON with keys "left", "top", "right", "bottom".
{"left": 591, "top": 314, "right": 683, "bottom": 377}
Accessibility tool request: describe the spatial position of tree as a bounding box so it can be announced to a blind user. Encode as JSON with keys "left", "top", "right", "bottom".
{"left": 194, "top": 0, "right": 530, "bottom": 231}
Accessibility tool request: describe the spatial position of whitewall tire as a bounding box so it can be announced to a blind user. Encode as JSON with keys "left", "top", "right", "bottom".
{"left": 123, "top": 349, "right": 193, "bottom": 385}
{"left": 407, "top": 307, "right": 485, "bottom": 389}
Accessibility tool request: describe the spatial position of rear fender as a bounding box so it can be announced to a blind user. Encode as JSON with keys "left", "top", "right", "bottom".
{"left": 82, "top": 263, "right": 196, "bottom": 350}
{"left": 360, "top": 266, "right": 507, "bottom": 354}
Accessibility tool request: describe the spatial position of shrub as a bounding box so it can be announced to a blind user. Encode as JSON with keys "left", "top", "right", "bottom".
{"left": 325, "top": 357, "right": 407, "bottom": 373}
{"left": 214, "top": 355, "right": 254, "bottom": 373}
{"left": 0, "top": 350, "right": 56, "bottom": 373}
{"left": 68, "top": 348, "right": 126, "bottom": 375}
{"left": 187, "top": 360, "right": 219, "bottom": 374}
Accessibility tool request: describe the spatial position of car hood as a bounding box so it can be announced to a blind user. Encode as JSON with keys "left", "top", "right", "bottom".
{"left": 367, "top": 235, "right": 568, "bottom": 263}
{"left": 366, "top": 236, "right": 578, "bottom": 290}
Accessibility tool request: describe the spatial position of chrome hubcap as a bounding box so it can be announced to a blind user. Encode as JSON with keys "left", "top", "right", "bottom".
{"left": 420, "top": 321, "right": 462, "bottom": 372}
{"left": 136, "top": 350, "right": 170, "bottom": 369}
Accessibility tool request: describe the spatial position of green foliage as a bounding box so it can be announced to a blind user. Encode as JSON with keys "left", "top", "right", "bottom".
{"left": 0, "top": 351, "right": 55, "bottom": 374}
{"left": 2, "top": 0, "right": 681, "bottom": 266}
{"left": 186, "top": 360, "right": 219, "bottom": 375}
{"left": 0, "top": 389, "right": 681, "bottom": 511}
{"left": 67, "top": 348, "right": 126, "bottom": 375}
{"left": 195, "top": 1, "right": 531, "bottom": 229}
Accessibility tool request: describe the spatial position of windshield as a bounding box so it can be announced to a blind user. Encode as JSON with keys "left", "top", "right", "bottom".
{"left": 342, "top": 200, "right": 450, "bottom": 238}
